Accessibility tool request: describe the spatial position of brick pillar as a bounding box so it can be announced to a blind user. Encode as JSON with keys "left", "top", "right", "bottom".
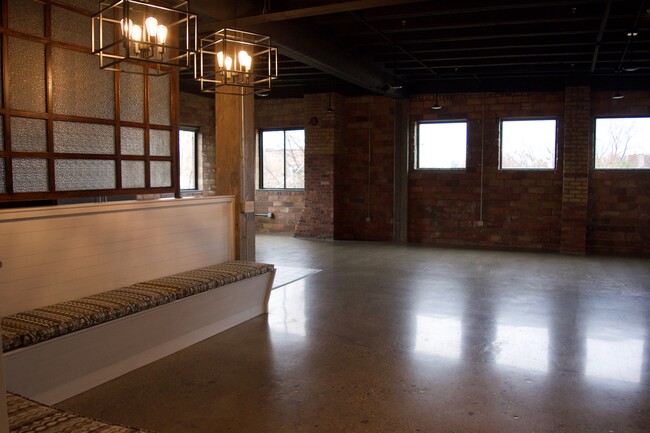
{"left": 295, "top": 93, "right": 343, "bottom": 238}
{"left": 560, "top": 86, "right": 590, "bottom": 254}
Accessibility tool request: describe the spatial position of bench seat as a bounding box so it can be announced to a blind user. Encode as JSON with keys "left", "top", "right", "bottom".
{"left": 2, "top": 261, "right": 274, "bottom": 353}
{"left": 6, "top": 392, "right": 152, "bottom": 432}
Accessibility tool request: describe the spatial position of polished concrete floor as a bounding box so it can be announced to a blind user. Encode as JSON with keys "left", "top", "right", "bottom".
{"left": 58, "top": 234, "right": 650, "bottom": 432}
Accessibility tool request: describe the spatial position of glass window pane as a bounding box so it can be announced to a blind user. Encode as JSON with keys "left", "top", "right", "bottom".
{"left": 55, "top": 159, "right": 115, "bottom": 191}
{"left": 121, "top": 160, "right": 145, "bottom": 188}
{"left": 595, "top": 117, "right": 650, "bottom": 169}
{"left": 179, "top": 130, "right": 196, "bottom": 190}
{"left": 149, "top": 74, "right": 170, "bottom": 126}
{"left": 11, "top": 117, "right": 47, "bottom": 152}
{"left": 121, "top": 127, "right": 145, "bottom": 155}
{"left": 150, "top": 129, "right": 171, "bottom": 156}
{"left": 0, "top": 158, "right": 5, "bottom": 193}
{"left": 0, "top": 115, "right": 4, "bottom": 151}
{"left": 501, "top": 119, "right": 556, "bottom": 170}
{"left": 52, "top": 6, "right": 91, "bottom": 46}
{"left": 13, "top": 158, "right": 49, "bottom": 192}
{"left": 52, "top": 47, "right": 114, "bottom": 119}
{"left": 8, "top": 37, "right": 46, "bottom": 113}
{"left": 8, "top": 0, "right": 45, "bottom": 36}
{"left": 285, "top": 130, "right": 305, "bottom": 189}
{"left": 54, "top": 121, "right": 115, "bottom": 154}
{"left": 417, "top": 122, "right": 467, "bottom": 169}
{"left": 261, "top": 130, "right": 285, "bottom": 189}
{"left": 151, "top": 161, "right": 172, "bottom": 187}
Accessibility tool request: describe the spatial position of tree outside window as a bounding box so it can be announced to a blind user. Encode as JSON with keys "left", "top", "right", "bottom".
{"left": 595, "top": 117, "right": 650, "bottom": 169}
{"left": 258, "top": 129, "right": 305, "bottom": 189}
{"left": 500, "top": 119, "right": 557, "bottom": 170}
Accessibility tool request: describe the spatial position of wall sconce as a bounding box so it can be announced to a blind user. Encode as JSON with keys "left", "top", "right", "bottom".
{"left": 195, "top": 28, "right": 278, "bottom": 95}
{"left": 92, "top": 0, "right": 197, "bottom": 75}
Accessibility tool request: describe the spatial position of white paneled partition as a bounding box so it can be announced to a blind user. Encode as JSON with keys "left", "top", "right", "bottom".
{"left": 0, "top": 197, "right": 235, "bottom": 317}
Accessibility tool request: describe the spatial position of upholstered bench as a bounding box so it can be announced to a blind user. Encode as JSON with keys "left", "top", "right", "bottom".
{"left": 6, "top": 391, "right": 153, "bottom": 432}
{"left": 2, "top": 261, "right": 275, "bottom": 405}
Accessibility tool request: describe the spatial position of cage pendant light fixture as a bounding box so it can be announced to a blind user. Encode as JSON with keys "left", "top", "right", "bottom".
{"left": 195, "top": 28, "right": 278, "bottom": 94}
{"left": 92, "top": 0, "right": 197, "bottom": 75}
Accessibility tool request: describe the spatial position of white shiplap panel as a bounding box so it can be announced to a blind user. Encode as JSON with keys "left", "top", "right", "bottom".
{"left": 0, "top": 197, "right": 235, "bottom": 317}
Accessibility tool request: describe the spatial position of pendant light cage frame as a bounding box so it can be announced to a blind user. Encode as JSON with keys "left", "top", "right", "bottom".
{"left": 92, "top": 0, "right": 197, "bottom": 75}
{"left": 195, "top": 28, "right": 278, "bottom": 95}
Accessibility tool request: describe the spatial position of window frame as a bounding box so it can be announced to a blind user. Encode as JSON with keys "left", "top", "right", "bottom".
{"left": 257, "top": 128, "right": 305, "bottom": 190}
{"left": 593, "top": 116, "right": 650, "bottom": 171}
{"left": 499, "top": 117, "right": 558, "bottom": 171}
{"left": 415, "top": 120, "right": 468, "bottom": 171}
{"left": 178, "top": 126, "right": 199, "bottom": 191}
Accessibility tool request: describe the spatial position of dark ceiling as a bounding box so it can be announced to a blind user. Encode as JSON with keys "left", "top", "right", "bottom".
{"left": 181, "top": 0, "right": 650, "bottom": 98}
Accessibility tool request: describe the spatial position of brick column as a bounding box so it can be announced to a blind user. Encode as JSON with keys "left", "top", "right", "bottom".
{"left": 295, "top": 93, "right": 343, "bottom": 238}
{"left": 560, "top": 86, "right": 590, "bottom": 254}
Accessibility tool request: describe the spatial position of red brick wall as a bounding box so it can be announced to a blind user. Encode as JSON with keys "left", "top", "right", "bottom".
{"left": 335, "top": 96, "right": 395, "bottom": 240}
{"left": 179, "top": 92, "right": 216, "bottom": 196}
{"left": 254, "top": 98, "right": 306, "bottom": 233}
{"left": 254, "top": 190, "right": 305, "bottom": 233}
{"left": 588, "top": 90, "right": 650, "bottom": 254}
{"left": 408, "top": 92, "right": 564, "bottom": 250}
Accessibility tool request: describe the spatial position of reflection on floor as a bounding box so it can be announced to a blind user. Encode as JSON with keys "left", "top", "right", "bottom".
{"left": 57, "top": 233, "right": 650, "bottom": 433}
{"left": 272, "top": 266, "right": 321, "bottom": 290}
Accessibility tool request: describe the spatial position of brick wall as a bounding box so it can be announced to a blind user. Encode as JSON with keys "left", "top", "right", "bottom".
{"left": 255, "top": 190, "right": 305, "bottom": 233}
{"left": 408, "top": 92, "right": 564, "bottom": 251}
{"left": 588, "top": 90, "right": 650, "bottom": 254}
{"left": 294, "top": 93, "right": 343, "bottom": 239}
{"left": 335, "top": 96, "right": 395, "bottom": 240}
{"left": 179, "top": 92, "right": 216, "bottom": 196}
{"left": 254, "top": 98, "right": 306, "bottom": 233}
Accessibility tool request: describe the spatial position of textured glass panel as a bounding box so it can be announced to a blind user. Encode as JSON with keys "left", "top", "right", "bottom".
{"left": 55, "top": 0, "right": 97, "bottom": 13}
{"left": 121, "top": 127, "right": 145, "bottom": 155}
{"left": 0, "top": 159, "right": 5, "bottom": 193}
{"left": 11, "top": 117, "right": 47, "bottom": 152}
{"left": 52, "top": 6, "right": 90, "bottom": 47}
{"left": 13, "top": 158, "right": 49, "bottom": 192}
{"left": 8, "top": 0, "right": 45, "bottom": 36}
{"left": 120, "top": 65, "right": 145, "bottom": 122}
{"left": 54, "top": 122, "right": 115, "bottom": 154}
{"left": 150, "top": 130, "right": 171, "bottom": 156}
{"left": 121, "top": 160, "right": 145, "bottom": 188}
{"left": 8, "top": 37, "right": 46, "bottom": 113}
{"left": 150, "top": 161, "right": 172, "bottom": 187}
{"left": 0, "top": 116, "right": 4, "bottom": 151}
{"left": 52, "top": 47, "right": 114, "bottom": 119}
{"left": 149, "top": 74, "right": 171, "bottom": 125}
{"left": 55, "top": 159, "right": 116, "bottom": 191}
{"left": 0, "top": 35, "right": 3, "bottom": 108}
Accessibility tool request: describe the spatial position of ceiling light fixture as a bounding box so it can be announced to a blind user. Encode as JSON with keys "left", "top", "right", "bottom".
{"left": 612, "top": 91, "right": 624, "bottom": 100}
{"left": 195, "top": 28, "right": 278, "bottom": 94}
{"left": 92, "top": 0, "right": 197, "bottom": 75}
{"left": 431, "top": 94, "right": 442, "bottom": 110}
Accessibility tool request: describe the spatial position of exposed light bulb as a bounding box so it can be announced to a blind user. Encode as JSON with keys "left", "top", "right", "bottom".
{"left": 217, "top": 51, "right": 224, "bottom": 68}
{"left": 131, "top": 24, "right": 142, "bottom": 42}
{"left": 156, "top": 24, "right": 168, "bottom": 45}
{"left": 145, "top": 16, "right": 158, "bottom": 40}
{"left": 238, "top": 49, "right": 251, "bottom": 71}
{"left": 225, "top": 55, "right": 233, "bottom": 71}
{"left": 121, "top": 18, "right": 133, "bottom": 37}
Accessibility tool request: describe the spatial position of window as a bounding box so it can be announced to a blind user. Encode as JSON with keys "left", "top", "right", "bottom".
{"left": 258, "top": 129, "right": 305, "bottom": 189}
{"left": 500, "top": 119, "right": 556, "bottom": 170}
{"left": 595, "top": 117, "right": 650, "bottom": 169}
{"left": 417, "top": 121, "right": 467, "bottom": 169}
{"left": 179, "top": 128, "right": 199, "bottom": 190}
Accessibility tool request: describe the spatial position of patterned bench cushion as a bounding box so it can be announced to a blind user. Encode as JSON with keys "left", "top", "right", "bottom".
{"left": 7, "top": 392, "right": 153, "bottom": 432}
{"left": 1, "top": 261, "right": 274, "bottom": 353}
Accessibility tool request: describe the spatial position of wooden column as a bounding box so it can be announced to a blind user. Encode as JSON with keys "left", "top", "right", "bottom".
{"left": 215, "top": 88, "right": 256, "bottom": 260}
